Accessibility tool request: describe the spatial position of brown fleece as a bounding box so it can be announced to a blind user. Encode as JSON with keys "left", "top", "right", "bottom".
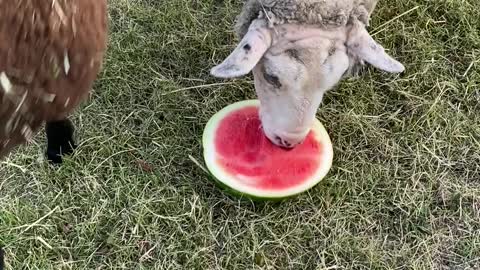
{"left": 0, "top": 0, "right": 108, "bottom": 159}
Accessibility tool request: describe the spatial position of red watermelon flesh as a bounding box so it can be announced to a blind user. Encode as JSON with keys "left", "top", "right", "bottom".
{"left": 214, "top": 106, "right": 322, "bottom": 191}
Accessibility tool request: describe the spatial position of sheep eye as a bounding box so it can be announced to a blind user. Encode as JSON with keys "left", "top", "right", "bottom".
{"left": 261, "top": 65, "right": 282, "bottom": 88}
{"left": 264, "top": 72, "right": 281, "bottom": 88}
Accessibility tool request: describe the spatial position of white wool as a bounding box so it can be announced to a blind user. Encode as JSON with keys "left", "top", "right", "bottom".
{"left": 235, "top": 0, "right": 378, "bottom": 38}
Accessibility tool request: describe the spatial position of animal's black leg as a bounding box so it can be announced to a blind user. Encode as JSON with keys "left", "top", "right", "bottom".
{"left": 45, "top": 118, "right": 77, "bottom": 164}
{"left": 0, "top": 246, "right": 4, "bottom": 270}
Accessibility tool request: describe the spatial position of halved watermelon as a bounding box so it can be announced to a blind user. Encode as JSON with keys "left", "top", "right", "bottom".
{"left": 202, "top": 100, "right": 333, "bottom": 200}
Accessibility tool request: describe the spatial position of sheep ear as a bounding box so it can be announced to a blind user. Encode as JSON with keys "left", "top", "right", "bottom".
{"left": 211, "top": 20, "right": 272, "bottom": 78}
{"left": 347, "top": 21, "right": 405, "bottom": 73}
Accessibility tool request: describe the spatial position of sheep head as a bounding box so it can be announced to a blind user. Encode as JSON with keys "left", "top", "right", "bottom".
{"left": 210, "top": 12, "right": 404, "bottom": 148}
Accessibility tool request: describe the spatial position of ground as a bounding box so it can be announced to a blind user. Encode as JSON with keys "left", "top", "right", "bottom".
{"left": 0, "top": 0, "right": 479, "bottom": 269}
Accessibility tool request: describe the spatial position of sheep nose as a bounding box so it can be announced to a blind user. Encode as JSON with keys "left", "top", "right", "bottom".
{"left": 274, "top": 135, "right": 295, "bottom": 149}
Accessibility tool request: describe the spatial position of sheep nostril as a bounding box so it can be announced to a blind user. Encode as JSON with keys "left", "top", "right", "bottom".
{"left": 274, "top": 135, "right": 294, "bottom": 149}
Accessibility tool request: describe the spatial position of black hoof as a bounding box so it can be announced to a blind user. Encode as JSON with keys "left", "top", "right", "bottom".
{"left": 45, "top": 119, "right": 77, "bottom": 164}
{"left": 0, "top": 246, "right": 4, "bottom": 270}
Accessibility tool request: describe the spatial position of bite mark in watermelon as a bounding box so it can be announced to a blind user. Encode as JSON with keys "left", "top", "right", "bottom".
{"left": 202, "top": 100, "right": 333, "bottom": 200}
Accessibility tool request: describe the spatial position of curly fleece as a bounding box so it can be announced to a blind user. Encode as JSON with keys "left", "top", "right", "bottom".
{"left": 235, "top": 0, "right": 379, "bottom": 38}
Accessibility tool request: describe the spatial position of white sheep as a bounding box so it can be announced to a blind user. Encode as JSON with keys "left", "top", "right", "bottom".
{"left": 211, "top": 0, "right": 404, "bottom": 148}
{"left": 0, "top": 0, "right": 108, "bottom": 163}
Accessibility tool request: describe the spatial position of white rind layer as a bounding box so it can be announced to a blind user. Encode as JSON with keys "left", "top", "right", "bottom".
{"left": 202, "top": 99, "right": 334, "bottom": 199}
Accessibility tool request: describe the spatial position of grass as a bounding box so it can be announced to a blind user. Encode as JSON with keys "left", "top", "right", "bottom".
{"left": 0, "top": 0, "right": 479, "bottom": 268}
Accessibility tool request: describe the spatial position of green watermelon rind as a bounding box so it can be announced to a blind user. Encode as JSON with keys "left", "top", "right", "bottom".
{"left": 202, "top": 99, "right": 334, "bottom": 201}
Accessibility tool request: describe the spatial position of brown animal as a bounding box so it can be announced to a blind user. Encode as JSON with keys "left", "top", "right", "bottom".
{"left": 0, "top": 0, "right": 108, "bottom": 163}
